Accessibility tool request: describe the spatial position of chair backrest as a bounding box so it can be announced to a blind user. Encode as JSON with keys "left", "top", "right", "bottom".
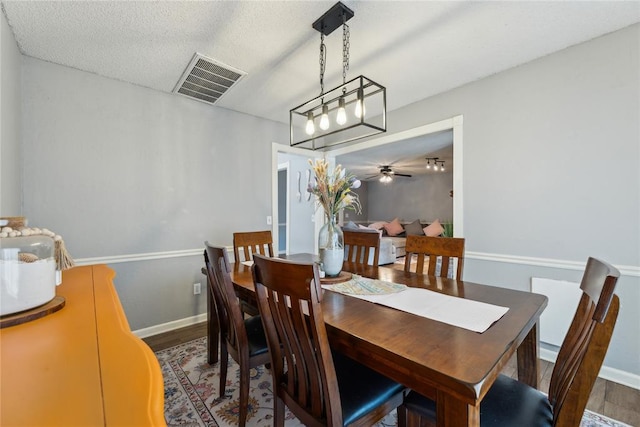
{"left": 204, "top": 242, "right": 248, "bottom": 356}
{"left": 343, "top": 229, "right": 380, "bottom": 266}
{"left": 549, "top": 257, "right": 620, "bottom": 427}
{"left": 252, "top": 254, "right": 343, "bottom": 427}
{"left": 233, "top": 230, "right": 274, "bottom": 263}
{"left": 404, "top": 235, "right": 465, "bottom": 279}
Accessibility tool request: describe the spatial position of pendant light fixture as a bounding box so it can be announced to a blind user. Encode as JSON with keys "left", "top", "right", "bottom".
{"left": 290, "top": 2, "right": 386, "bottom": 150}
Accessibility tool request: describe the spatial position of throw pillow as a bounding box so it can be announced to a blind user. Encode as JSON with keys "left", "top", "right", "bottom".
{"left": 404, "top": 219, "right": 424, "bottom": 236}
{"left": 384, "top": 218, "right": 405, "bottom": 237}
{"left": 423, "top": 219, "right": 444, "bottom": 237}
{"left": 344, "top": 221, "right": 359, "bottom": 229}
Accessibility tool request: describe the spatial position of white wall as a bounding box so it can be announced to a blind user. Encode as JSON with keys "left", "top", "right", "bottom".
{"left": 0, "top": 10, "right": 22, "bottom": 215}
{"left": 382, "top": 24, "right": 639, "bottom": 380}
{"left": 21, "top": 57, "right": 288, "bottom": 330}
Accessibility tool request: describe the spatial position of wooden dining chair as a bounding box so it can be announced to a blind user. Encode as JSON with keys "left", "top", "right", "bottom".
{"left": 233, "top": 230, "right": 274, "bottom": 315}
{"left": 403, "top": 235, "right": 465, "bottom": 279}
{"left": 204, "top": 243, "right": 270, "bottom": 427}
{"left": 251, "top": 254, "right": 405, "bottom": 427}
{"left": 397, "top": 257, "right": 620, "bottom": 427}
{"left": 343, "top": 229, "right": 380, "bottom": 266}
{"left": 233, "top": 230, "right": 274, "bottom": 263}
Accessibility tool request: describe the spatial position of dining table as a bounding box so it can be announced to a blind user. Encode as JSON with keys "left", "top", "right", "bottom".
{"left": 209, "top": 253, "right": 547, "bottom": 427}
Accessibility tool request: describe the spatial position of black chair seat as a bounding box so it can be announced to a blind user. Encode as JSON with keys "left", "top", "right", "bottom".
{"left": 244, "top": 315, "right": 268, "bottom": 357}
{"left": 333, "top": 351, "right": 405, "bottom": 426}
{"left": 403, "top": 374, "right": 553, "bottom": 427}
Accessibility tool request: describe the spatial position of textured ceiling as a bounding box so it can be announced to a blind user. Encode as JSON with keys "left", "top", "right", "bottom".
{"left": 3, "top": 0, "right": 638, "bottom": 129}
{"left": 4, "top": 1, "right": 636, "bottom": 177}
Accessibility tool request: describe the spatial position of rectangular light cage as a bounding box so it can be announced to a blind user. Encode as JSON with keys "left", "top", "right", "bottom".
{"left": 290, "top": 75, "right": 386, "bottom": 150}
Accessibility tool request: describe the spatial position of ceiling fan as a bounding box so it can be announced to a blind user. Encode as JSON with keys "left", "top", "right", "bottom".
{"left": 366, "top": 165, "right": 412, "bottom": 183}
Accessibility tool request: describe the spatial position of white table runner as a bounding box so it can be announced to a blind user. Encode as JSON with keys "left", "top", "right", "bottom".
{"left": 323, "top": 276, "right": 508, "bottom": 333}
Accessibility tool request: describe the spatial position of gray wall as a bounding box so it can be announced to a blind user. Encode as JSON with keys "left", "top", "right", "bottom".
{"left": 21, "top": 57, "right": 288, "bottom": 330}
{"left": 366, "top": 172, "right": 453, "bottom": 223}
{"left": 0, "top": 10, "right": 22, "bottom": 215}
{"left": 380, "top": 24, "right": 639, "bottom": 377}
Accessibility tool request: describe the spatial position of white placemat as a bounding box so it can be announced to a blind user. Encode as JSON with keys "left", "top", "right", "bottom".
{"left": 324, "top": 276, "right": 508, "bottom": 333}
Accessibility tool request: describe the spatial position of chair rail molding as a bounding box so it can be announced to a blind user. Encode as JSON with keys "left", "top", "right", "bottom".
{"left": 466, "top": 251, "right": 639, "bottom": 277}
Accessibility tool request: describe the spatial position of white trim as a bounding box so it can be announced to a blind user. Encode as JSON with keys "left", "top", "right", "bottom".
{"left": 132, "top": 313, "right": 208, "bottom": 338}
{"left": 277, "top": 161, "right": 291, "bottom": 255}
{"left": 74, "top": 246, "right": 233, "bottom": 266}
{"left": 540, "top": 348, "right": 640, "bottom": 390}
{"left": 467, "top": 251, "right": 639, "bottom": 277}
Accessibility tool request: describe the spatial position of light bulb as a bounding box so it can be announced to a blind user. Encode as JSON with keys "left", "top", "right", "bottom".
{"left": 319, "top": 104, "right": 330, "bottom": 130}
{"left": 336, "top": 97, "right": 347, "bottom": 125}
{"left": 305, "top": 112, "right": 315, "bottom": 135}
{"left": 441, "top": 164, "right": 445, "bottom": 171}
{"left": 426, "top": 162, "right": 431, "bottom": 170}
{"left": 354, "top": 88, "right": 365, "bottom": 118}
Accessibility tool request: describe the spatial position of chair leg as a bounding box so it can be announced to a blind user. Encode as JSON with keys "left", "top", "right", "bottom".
{"left": 219, "top": 345, "right": 229, "bottom": 398}
{"left": 238, "top": 364, "right": 250, "bottom": 427}
{"left": 397, "top": 403, "right": 437, "bottom": 427}
{"left": 274, "top": 396, "right": 286, "bottom": 427}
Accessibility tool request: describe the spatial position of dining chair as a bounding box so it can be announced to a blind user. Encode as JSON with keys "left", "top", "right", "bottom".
{"left": 343, "top": 229, "right": 380, "bottom": 266}
{"left": 233, "top": 230, "right": 274, "bottom": 315}
{"left": 397, "top": 256, "right": 620, "bottom": 427}
{"left": 233, "top": 230, "right": 274, "bottom": 263}
{"left": 403, "top": 235, "right": 465, "bottom": 279}
{"left": 251, "top": 254, "right": 406, "bottom": 427}
{"left": 204, "top": 243, "right": 270, "bottom": 427}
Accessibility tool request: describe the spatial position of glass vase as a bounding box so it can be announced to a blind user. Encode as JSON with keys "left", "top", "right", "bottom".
{"left": 318, "top": 214, "right": 344, "bottom": 277}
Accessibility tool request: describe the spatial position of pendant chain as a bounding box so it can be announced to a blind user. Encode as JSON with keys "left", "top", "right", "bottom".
{"left": 342, "top": 20, "right": 350, "bottom": 86}
{"left": 319, "top": 32, "right": 326, "bottom": 95}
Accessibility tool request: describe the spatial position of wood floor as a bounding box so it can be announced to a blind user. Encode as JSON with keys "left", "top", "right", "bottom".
{"left": 144, "top": 322, "right": 640, "bottom": 426}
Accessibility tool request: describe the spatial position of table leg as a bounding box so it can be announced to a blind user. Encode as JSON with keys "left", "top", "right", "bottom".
{"left": 436, "top": 390, "right": 479, "bottom": 427}
{"left": 517, "top": 321, "right": 540, "bottom": 388}
{"left": 206, "top": 276, "right": 219, "bottom": 365}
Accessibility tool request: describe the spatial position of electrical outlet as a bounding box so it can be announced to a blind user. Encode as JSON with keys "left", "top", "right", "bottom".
{"left": 193, "top": 282, "right": 201, "bottom": 295}
{"left": 266, "top": 216, "right": 272, "bottom": 225}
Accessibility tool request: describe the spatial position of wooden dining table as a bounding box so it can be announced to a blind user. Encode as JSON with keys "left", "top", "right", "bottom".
{"left": 209, "top": 254, "right": 547, "bottom": 427}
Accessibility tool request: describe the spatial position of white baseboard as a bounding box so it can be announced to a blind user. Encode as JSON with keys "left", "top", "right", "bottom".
{"left": 133, "top": 313, "right": 207, "bottom": 339}
{"left": 540, "top": 348, "right": 640, "bottom": 390}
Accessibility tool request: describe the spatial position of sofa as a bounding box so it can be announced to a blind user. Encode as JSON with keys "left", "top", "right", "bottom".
{"left": 343, "top": 218, "right": 446, "bottom": 265}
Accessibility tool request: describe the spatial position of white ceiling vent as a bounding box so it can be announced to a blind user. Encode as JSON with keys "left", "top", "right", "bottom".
{"left": 173, "top": 53, "right": 246, "bottom": 105}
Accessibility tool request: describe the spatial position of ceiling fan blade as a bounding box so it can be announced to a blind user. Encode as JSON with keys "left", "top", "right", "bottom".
{"left": 394, "top": 173, "right": 413, "bottom": 177}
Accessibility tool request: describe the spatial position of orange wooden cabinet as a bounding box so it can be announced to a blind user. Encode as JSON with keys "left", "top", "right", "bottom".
{"left": 0, "top": 264, "right": 166, "bottom": 426}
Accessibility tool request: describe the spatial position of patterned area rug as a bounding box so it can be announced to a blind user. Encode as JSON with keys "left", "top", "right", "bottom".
{"left": 155, "top": 337, "right": 629, "bottom": 427}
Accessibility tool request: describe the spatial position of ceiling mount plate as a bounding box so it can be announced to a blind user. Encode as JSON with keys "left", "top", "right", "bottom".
{"left": 312, "top": 2, "right": 354, "bottom": 35}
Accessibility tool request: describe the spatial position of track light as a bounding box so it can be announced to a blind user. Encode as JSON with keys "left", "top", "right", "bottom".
{"left": 426, "top": 157, "right": 446, "bottom": 172}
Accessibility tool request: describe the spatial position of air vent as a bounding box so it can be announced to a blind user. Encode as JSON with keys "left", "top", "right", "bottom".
{"left": 173, "top": 53, "right": 246, "bottom": 105}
